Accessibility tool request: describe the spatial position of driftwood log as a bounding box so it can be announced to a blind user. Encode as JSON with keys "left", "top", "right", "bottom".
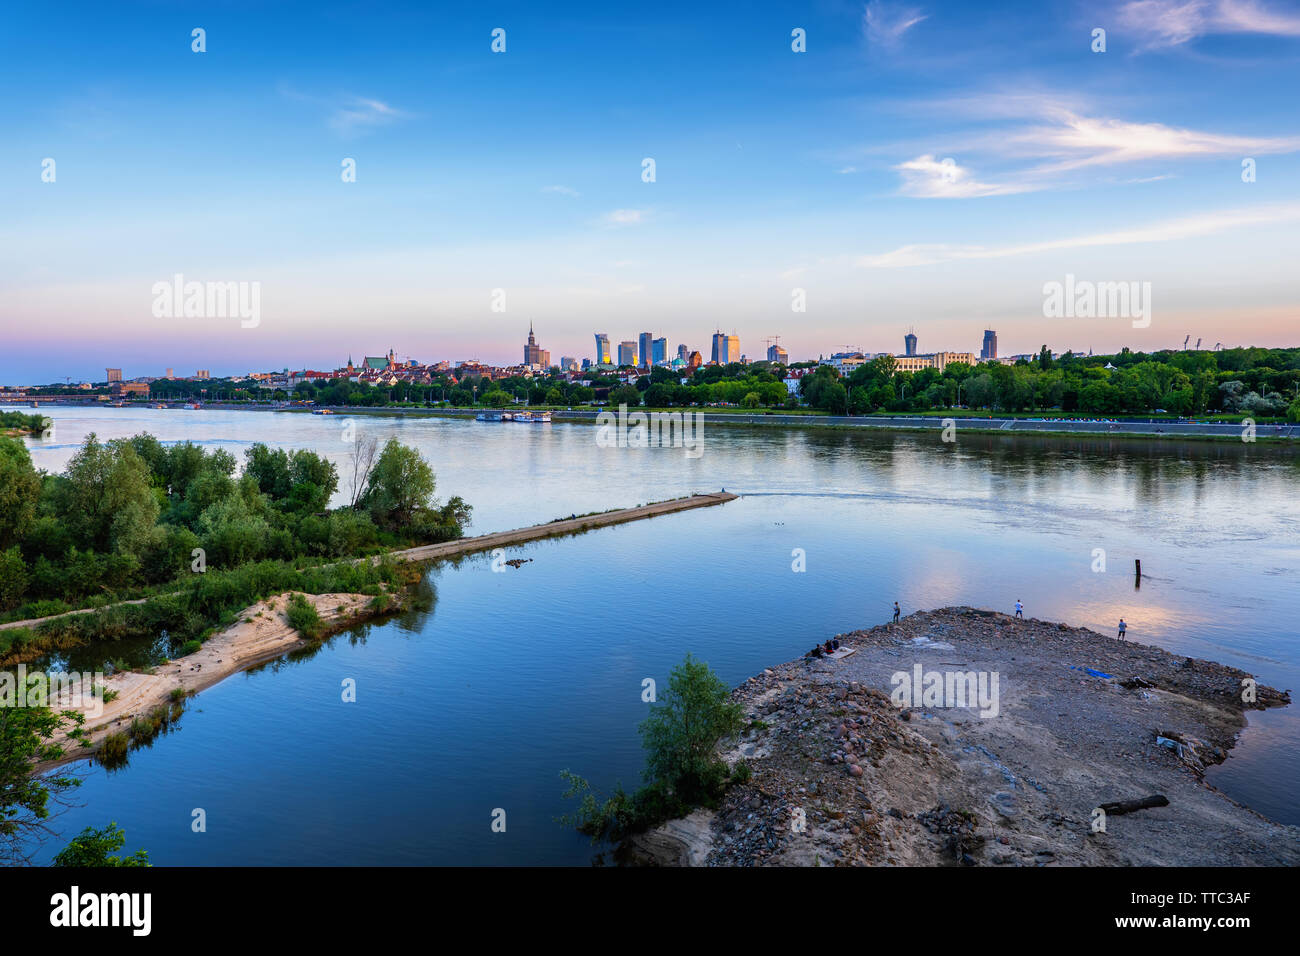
{"left": 1099, "top": 794, "right": 1169, "bottom": 815}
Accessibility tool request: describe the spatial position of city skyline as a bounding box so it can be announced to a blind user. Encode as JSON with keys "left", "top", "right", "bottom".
{"left": 4, "top": 0, "right": 1300, "bottom": 383}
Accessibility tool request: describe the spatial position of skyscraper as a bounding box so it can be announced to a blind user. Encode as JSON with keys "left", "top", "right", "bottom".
{"left": 639, "top": 332, "right": 654, "bottom": 369}
{"left": 677, "top": 344, "right": 688, "bottom": 362}
{"left": 618, "top": 341, "right": 637, "bottom": 366}
{"left": 652, "top": 337, "right": 667, "bottom": 365}
{"left": 523, "top": 322, "right": 545, "bottom": 367}
{"left": 767, "top": 344, "right": 788, "bottom": 363}
{"left": 722, "top": 334, "right": 740, "bottom": 364}
{"left": 904, "top": 330, "right": 918, "bottom": 357}
{"left": 981, "top": 330, "right": 998, "bottom": 360}
{"left": 594, "top": 333, "right": 611, "bottom": 365}
{"left": 106, "top": 368, "right": 122, "bottom": 383}
{"left": 711, "top": 331, "right": 739, "bottom": 364}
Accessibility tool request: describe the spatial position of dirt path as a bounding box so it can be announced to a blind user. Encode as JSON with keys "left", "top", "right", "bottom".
{"left": 389, "top": 492, "right": 736, "bottom": 562}
{"left": 626, "top": 607, "right": 1298, "bottom": 867}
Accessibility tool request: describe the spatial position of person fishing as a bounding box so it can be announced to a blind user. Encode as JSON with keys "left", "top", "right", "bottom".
{"left": 1118, "top": 618, "right": 1128, "bottom": 640}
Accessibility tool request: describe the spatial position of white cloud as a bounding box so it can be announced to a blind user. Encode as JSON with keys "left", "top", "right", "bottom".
{"left": 858, "top": 202, "right": 1300, "bottom": 267}
{"left": 864, "top": 2, "right": 928, "bottom": 45}
{"left": 1118, "top": 0, "right": 1300, "bottom": 50}
{"left": 328, "top": 97, "right": 406, "bottom": 133}
{"left": 1012, "top": 109, "right": 1300, "bottom": 170}
{"left": 602, "top": 208, "right": 647, "bottom": 226}
{"left": 542, "top": 185, "right": 580, "bottom": 197}
{"left": 894, "top": 154, "right": 1039, "bottom": 198}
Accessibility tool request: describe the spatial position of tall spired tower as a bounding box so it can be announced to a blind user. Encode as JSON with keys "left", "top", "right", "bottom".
{"left": 523, "top": 322, "right": 544, "bottom": 366}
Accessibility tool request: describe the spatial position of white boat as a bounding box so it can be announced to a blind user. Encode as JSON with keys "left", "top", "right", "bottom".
{"left": 311, "top": 408, "right": 334, "bottom": 415}
{"left": 532, "top": 411, "right": 552, "bottom": 423}
{"left": 476, "top": 411, "right": 513, "bottom": 421}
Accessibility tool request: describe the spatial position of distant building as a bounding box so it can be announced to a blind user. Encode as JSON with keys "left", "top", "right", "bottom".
{"left": 165, "top": 368, "right": 175, "bottom": 379}
{"left": 892, "top": 352, "right": 977, "bottom": 373}
{"left": 677, "top": 344, "right": 688, "bottom": 362}
{"left": 194, "top": 370, "right": 210, "bottom": 380}
{"left": 981, "top": 330, "right": 998, "bottom": 360}
{"left": 638, "top": 332, "right": 654, "bottom": 369}
{"left": 687, "top": 351, "right": 703, "bottom": 370}
{"left": 711, "top": 331, "right": 740, "bottom": 365}
{"left": 594, "top": 333, "right": 611, "bottom": 365}
{"left": 111, "top": 381, "right": 149, "bottom": 398}
{"left": 560, "top": 356, "right": 577, "bottom": 371}
{"left": 106, "top": 368, "right": 122, "bottom": 384}
{"left": 767, "top": 344, "right": 788, "bottom": 364}
{"left": 523, "top": 322, "right": 549, "bottom": 368}
{"left": 904, "top": 330, "right": 918, "bottom": 357}
{"left": 652, "top": 337, "right": 667, "bottom": 365}
{"left": 617, "top": 341, "right": 637, "bottom": 366}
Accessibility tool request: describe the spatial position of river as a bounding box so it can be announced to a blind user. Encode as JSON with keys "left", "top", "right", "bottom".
{"left": 15, "top": 405, "right": 1300, "bottom": 863}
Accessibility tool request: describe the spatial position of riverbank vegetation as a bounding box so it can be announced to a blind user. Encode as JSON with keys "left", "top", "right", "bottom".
{"left": 0, "top": 411, "right": 46, "bottom": 437}
{"left": 560, "top": 654, "right": 745, "bottom": 846}
{"left": 0, "top": 432, "right": 469, "bottom": 659}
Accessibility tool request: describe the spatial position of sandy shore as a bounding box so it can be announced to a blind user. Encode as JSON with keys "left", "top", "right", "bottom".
{"left": 37, "top": 591, "right": 383, "bottom": 772}
{"left": 626, "top": 607, "right": 1299, "bottom": 866}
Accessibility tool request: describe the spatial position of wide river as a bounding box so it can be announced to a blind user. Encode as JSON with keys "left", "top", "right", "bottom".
{"left": 16, "top": 406, "right": 1300, "bottom": 864}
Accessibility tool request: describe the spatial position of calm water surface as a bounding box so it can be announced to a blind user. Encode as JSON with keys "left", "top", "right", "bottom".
{"left": 16, "top": 406, "right": 1300, "bottom": 863}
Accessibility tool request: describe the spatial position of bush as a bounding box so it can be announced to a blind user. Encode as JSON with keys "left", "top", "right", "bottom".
{"left": 284, "top": 592, "right": 322, "bottom": 640}
{"left": 560, "top": 653, "right": 743, "bottom": 844}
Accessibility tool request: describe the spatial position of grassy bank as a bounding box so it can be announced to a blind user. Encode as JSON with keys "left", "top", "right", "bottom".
{"left": 0, "top": 556, "right": 413, "bottom": 666}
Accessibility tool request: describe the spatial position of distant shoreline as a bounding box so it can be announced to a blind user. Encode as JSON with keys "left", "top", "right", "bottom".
{"left": 12, "top": 401, "right": 1298, "bottom": 442}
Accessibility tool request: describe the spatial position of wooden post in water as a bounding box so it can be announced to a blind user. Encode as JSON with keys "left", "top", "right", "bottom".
{"left": 1135, "top": 558, "right": 1142, "bottom": 589}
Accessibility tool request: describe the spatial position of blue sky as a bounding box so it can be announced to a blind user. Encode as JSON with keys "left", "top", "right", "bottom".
{"left": 2, "top": 0, "right": 1299, "bottom": 382}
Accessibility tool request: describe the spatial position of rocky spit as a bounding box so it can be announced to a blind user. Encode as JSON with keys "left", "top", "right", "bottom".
{"left": 624, "top": 607, "right": 1298, "bottom": 867}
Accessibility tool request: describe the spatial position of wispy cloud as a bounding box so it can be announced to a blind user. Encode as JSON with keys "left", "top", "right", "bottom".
{"left": 542, "top": 185, "right": 580, "bottom": 197}
{"left": 883, "top": 93, "right": 1300, "bottom": 196}
{"left": 1117, "top": 0, "right": 1300, "bottom": 50}
{"left": 863, "top": 1, "right": 928, "bottom": 45}
{"left": 601, "top": 208, "right": 648, "bottom": 226}
{"left": 895, "top": 154, "right": 1040, "bottom": 198}
{"left": 328, "top": 97, "right": 406, "bottom": 133}
{"left": 858, "top": 202, "right": 1300, "bottom": 267}
{"left": 1009, "top": 108, "right": 1300, "bottom": 171}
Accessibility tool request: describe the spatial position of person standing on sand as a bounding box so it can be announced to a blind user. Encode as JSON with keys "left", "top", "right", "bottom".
{"left": 893, "top": 602, "right": 901, "bottom": 625}
{"left": 1118, "top": 618, "right": 1127, "bottom": 640}
{"left": 1014, "top": 600, "right": 1024, "bottom": 619}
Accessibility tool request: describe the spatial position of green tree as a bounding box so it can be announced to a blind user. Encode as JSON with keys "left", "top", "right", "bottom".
{"left": 0, "top": 438, "right": 41, "bottom": 551}
{"left": 608, "top": 385, "right": 642, "bottom": 407}
{"left": 0, "top": 547, "right": 29, "bottom": 611}
{"left": 0, "top": 703, "right": 84, "bottom": 865}
{"left": 57, "top": 434, "right": 160, "bottom": 555}
{"left": 639, "top": 653, "right": 743, "bottom": 803}
{"left": 52, "top": 822, "right": 150, "bottom": 867}
{"left": 361, "top": 439, "right": 437, "bottom": 529}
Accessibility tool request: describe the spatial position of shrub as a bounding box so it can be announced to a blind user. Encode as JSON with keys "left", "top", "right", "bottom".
{"left": 284, "top": 592, "right": 321, "bottom": 640}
